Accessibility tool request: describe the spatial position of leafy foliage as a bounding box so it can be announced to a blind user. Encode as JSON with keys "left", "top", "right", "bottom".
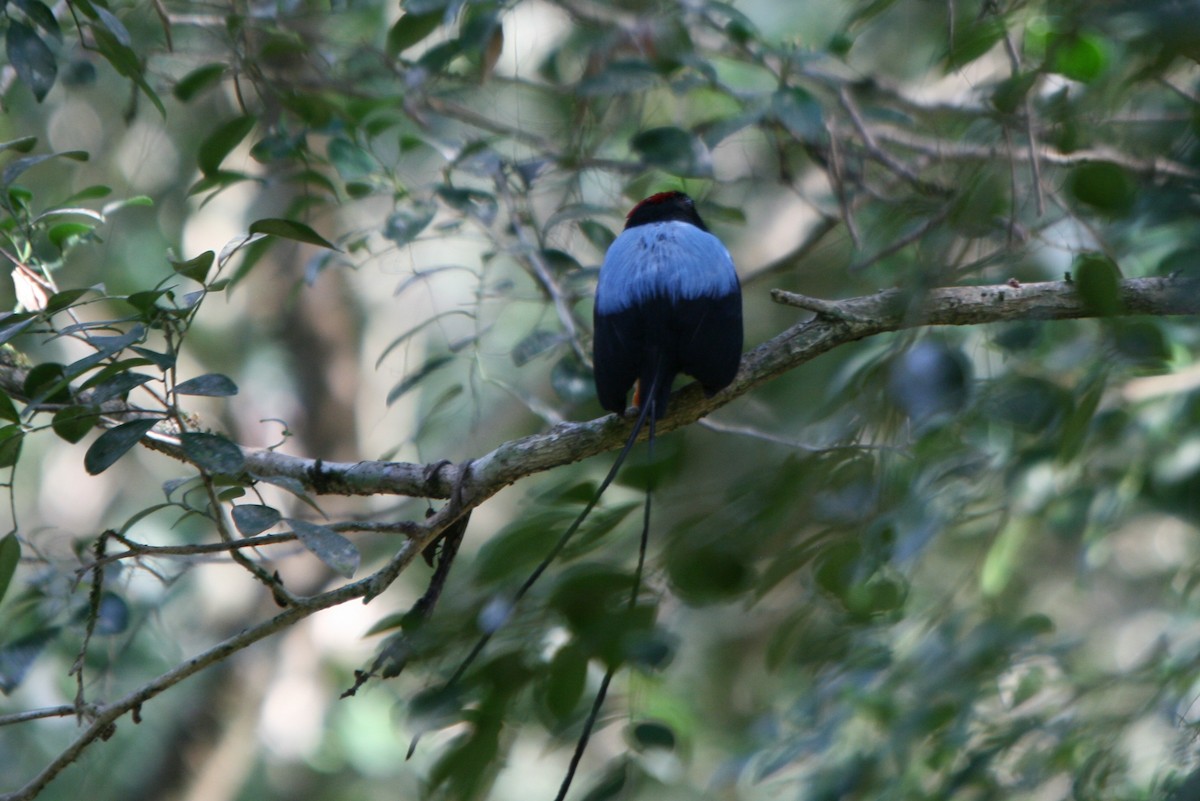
{"left": 0, "top": 1, "right": 1199, "bottom": 801}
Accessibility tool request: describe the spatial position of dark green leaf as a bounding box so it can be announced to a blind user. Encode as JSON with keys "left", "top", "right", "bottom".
{"left": 0, "top": 391, "right": 19, "bottom": 423}
{"left": 180, "top": 432, "right": 245, "bottom": 475}
{"left": 512, "top": 329, "right": 562, "bottom": 366}
{"left": 772, "top": 87, "right": 824, "bottom": 143}
{"left": 542, "top": 642, "right": 587, "bottom": 723}
{"left": 0, "top": 136, "right": 38, "bottom": 154}
{"left": 84, "top": 418, "right": 157, "bottom": 474}
{"left": 173, "top": 63, "right": 226, "bottom": 102}
{"left": 232, "top": 504, "right": 281, "bottom": 535}
{"left": 1068, "top": 162, "right": 1135, "bottom": 215}
{"left": 248, "top": 218, "right": 338, "bottom": 250}
{"left": 384, "top": 203, "right": 436, "bottom": 246}
{"left": 0, "top": 425, "right": 22, "bottom": 469}
{"left": 92, "top": 5, "right": 131, "bottom": 47}
{"left": 130, "top": 346, "right": 176, "bottom": 370}
{"left": 90, "top": 28, "right": 165, "bottom": 117}
{"left": 12, "top": 0, "right": 61, "bottom": 40}
{"left": 0, "top": 314, "right": 35, "bottom": 346}
{"left": 48, "top": 222, "right": 95, "bottom": 250}
{"left": 578, "top": 760, "right": 630, "bottom": 801}
{"left": 579, "top": 219, "right": 615, "bottom": 251}
{"left": 85, "top": 370, "right": 153, "bottom": 404}
{"left": 0, "top": 533, "right": 19, "bottom": 607}
{"left": 24, "top": 362, "right": 70, "bottom": 404}
{"left": 630, "top": 720, "right": 676, "bottom": 752}
{"left": 44, "top": 287, "right": 91, "bottom": 314}
{"left": 52, "top": 405, "right": 97, "bottom": 443}
{"left": 198, "top": 116, "right": 257, "bottom": 176}
{"left": 0, "top": 627, "right": 57, "bottom": 693}
{"left": 945, "top": 16, "right": 1005, "bottom": 69}
{"left": 1073, "top": 253, "right": 1123, "bottom": 315}
{"left": 289, "top": 519, "right": 360, "bottom": 578}
{"left": 386, "top": 354, "right": 454, "bottom": 406}
{"left": 630, "top": 126, "right": 701, "bottom": 175}
{"left": 6, "top": 21, "right": 57, "bottom": 102}
{"left": 387, "top": 11, "right": 444, "bottom": 55}
{"left": 2, "top": 150, "right": 88, "bottom": 188}
{"left": 328, "top": 137, "right": 376, "bottom": 181}
{"left": 175, "top": 373, "right": 238, "bottom": 397}
{"left": 1049, "top": 33, "right": 1108, "bottom": 82}
{"left": 170, "top": 251, "right": 215, "bottom": 283}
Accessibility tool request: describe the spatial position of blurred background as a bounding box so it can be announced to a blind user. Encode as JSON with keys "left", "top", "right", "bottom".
{"left": 3, "top": 0, "right": 1200, "bottom": 799}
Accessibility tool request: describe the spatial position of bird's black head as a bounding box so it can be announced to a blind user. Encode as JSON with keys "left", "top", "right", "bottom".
{"left": 624, "top": 191, "right": 710, "bottom": 232}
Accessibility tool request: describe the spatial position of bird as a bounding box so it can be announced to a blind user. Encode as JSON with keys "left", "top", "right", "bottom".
{"left": 593, "top": 191, "right": 743, "bottom": 420}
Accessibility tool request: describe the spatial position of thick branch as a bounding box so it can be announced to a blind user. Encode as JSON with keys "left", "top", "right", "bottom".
{"left": 7, "top": 277, "right": 1195, "bottom": 511}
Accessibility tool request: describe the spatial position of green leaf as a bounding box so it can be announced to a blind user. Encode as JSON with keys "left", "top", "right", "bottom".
{"left": 180, "top": 432, "right": 245, "bottom": 475}
{"left": 328, "top": 137, "right": 377, "bottom": 181}
{"left": 173, "top": 63, "right": 226, "bottom": 102}
{"left": 630, "top": 126, "right": 704, "bottom": 176}
{"left": 85, "top": 371, "right": 154, "bottom": 404}
{"left": 44, "top": 287, "right": 91, "bottom": 314}
{"left": 232, "top": 504, "right": 281, "bottom": 535}
{"left": 386, "top": 354, "right": 454, "bottom": 406}
{"left": 0, "top": 425, "right": 22, "bottom": 469}
{"left": 12, "top": 0, "right": 61, "bottom": 40}
{"left": 1067, "top": 162, "right": 1135, "bottom": 216}
{"left": 52, "top": 405, "right": 97, "bottom": 443}
{"left": 579, "top": 219, "right": 615, "bottom": 251}
{"left": 630, "top": 720, "right": 676, "bottom": 752}
{"left": 0, "top": 533, "right": 19, "bottom": 607}
{"left": 1049, "top": 33, "right": 1108, "bottom": 82}
{"left": 198, "top": 116, "right": 257, "bottom": 176}
{"left": 0, "top": 392, "right": 19, "bottom": 423}
{"left": 0, "top": 136, "right": 38, "bottom": 154}
{"left": 289, "top": 519, "right": 360, "bottom": 578}
{"left": 512, "top": 329, "right": 562, "bottom": 367}
{"left": 175, "top": 373, "right": 238, "bottom": 397}
{"left": 981, "top": 518, "right": 1030, "bottom": 597}
{"left": 170, "top": 251, "right": 214, "bottom": 283}
{"left": 91, "top": 27, "right": 165, "bottom": 117}
{"left": 0, "top": 627, "right": 57, "bottom": 693}
{"left": 0, "top": 314, "right": 35, "bottom": 346}
{"left": 48, "top": 222, "right": 95, "bottom": 250}
{"left": 384, "top": 203, "right": 436, "bottom": 246}
{"left": 771, "top": 87, "right": 824, "bottom": 143}
{"left": 542, "top": 642, "right": 587, "bottom": 723}
{"left": 24, "top": 362, "right": 70, "bottom": 405}
{"left": 387, "top": 11, "right": 444, "bottom": 56}
{"left": 945, "top": 16, "right": 1005, "bottom": 69}
{"left": 2, "top": 150, "right": 89, "bottom": 188}
{"left": 248, "top": 218, "right": 338, "bottom": 250}
{"left": 84, "top": 418, "right": 157, "bottom": 474}
{"left": 1073, "top": 253, "right": 1123, "bottom": 315}
{"left": 6, "top": 21, "right": 57, "bottom": 102}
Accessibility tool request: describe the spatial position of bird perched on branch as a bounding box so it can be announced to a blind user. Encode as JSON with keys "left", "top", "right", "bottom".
{"left": 593, "top": 191, "right": 743, "bottom": 419}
